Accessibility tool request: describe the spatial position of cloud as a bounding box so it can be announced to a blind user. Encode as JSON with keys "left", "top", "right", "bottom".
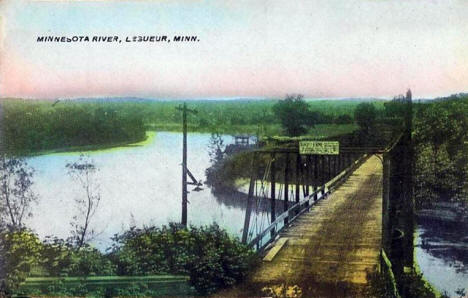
{"left": 1, "top": 0, "right": 467, "bottom": 99}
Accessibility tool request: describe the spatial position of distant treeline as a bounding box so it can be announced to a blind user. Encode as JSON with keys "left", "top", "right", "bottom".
{"left": 140, "top": 99, "right": 384, "bottom": 130}
{"left": 0, "top": 98, "right": 385, "bottom": 154}
{"left": 1, "top": 100, "right": 146, "bottom": 154}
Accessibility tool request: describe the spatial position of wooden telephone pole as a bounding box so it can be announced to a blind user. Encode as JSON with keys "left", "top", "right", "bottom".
{"left": 176, "top": 103, "right": 197, "bottom": 226}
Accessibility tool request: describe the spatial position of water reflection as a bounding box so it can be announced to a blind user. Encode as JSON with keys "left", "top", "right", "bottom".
{"left": 416, "top": 219, "right": 468, "bottom": 295}
{"left": 24, "top": 132, "right": 280, "bottom": 250}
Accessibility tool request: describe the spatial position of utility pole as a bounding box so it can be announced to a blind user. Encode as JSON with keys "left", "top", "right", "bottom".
{"left": 0, "top": 99, "right": 3, "bottom": 154}
{"left": 176, "top": 103, "right": 197, "bottom": 227}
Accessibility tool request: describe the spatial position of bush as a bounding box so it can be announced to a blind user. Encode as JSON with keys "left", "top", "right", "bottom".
{"left": 185, "top": 224, "right": 258, "bottom": 295}
{"left": 272, "top": 94, "right": 312, "bottom": 136}
{"left": 354, "top": 102, "right": 377, "bottom": 135}
{"left": 3, "top": 223, "right": 257, "bottom": 296}
{"left": 400, "top": 271, "right": 438, "bottom": 298}
{"left": 109, "top": 223, "right": 192, "bottom": 275}
{"left": 335, "top": 114, "right": 353, "bottom": 124}
{"left": 110, "top": 223, "right": 258, "bottom": 295}
{"left": 40, "top": 236, "right": 73, "bottom": 277}
{"left": 0, "top": 230, "right": 42, "bottom": 295}
{"left": 41, "top": 236, "right": 115, "bottom": 277}
{"left": 68, "top": 247, "right": 115, "bottom": 276}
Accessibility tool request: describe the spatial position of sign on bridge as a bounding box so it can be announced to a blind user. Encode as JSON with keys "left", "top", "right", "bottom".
{"left": 299, "top": 141, "right": 339, "bottom": 155}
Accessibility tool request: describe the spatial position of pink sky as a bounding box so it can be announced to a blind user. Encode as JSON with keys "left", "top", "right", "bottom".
{"left": 1, "top": 0, "right": 467, "bottom": 99}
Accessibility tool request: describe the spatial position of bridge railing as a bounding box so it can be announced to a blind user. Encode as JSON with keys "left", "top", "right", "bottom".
{"left": 379, "top": 249, "right": 401, "bottom": 298}
{"left": 248, "top": 153, "right": 369, "bottom": 251}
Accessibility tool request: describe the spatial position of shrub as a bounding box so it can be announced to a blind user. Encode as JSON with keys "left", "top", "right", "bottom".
{"left": 40, "top": 236, "right": 73, "bottom": 277}
{"left": 109, "top": 223, "right": 192, "bottom": 275}
{"left": 185, "top": 224, "right": 258, "bottom": 295}
{"left": 68, "top": 247, "right": 115, "bottom": 276}
{"left": 0, "top": 230, "right": 42, "bottom": 295}
{"left": 110, "top": 223, "right": 258, "bottom": 295}
{"left": 335, "top": 114, "right": 353, "bottom": 125}
{"left": 41, "top": 236, "right": 115, "bottom": 277}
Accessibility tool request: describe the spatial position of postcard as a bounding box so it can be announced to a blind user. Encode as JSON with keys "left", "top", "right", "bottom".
{"left": 0, "top": 1, "right": 467, "bottom": 297}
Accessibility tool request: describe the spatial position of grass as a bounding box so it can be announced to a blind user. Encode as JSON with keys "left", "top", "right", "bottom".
{"left": 412, "top": 230, "right": 442, "bottom": 297}
{"left": 22, "top": 275, "right": 189, "bottom": 284}
{"left": 17, "top": 123, "right": 356, "bottom": 158}
{"left": 149, "top": 123, "right": 357, "bottom": 138}
{"left": 17, "top": 275, "right": 195, "bottom": 297}
{"left": 2, "top": 98, "right": 365, "bottom": 155}
{"left": 305, "top": 123, "right": 357, "bottom": 139}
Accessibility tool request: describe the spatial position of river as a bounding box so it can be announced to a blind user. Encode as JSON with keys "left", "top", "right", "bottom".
{"left": 25, "top": 132, "right": 272, "bottom": 250}
{"left": 24, "top": 131, "right": 468, "bottom": 293}
{"left": 416, "top": 220, "right": 468, "bottom": 296}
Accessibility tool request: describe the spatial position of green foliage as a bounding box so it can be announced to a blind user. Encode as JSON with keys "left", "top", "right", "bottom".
{"left": 40, "top": 237, "right": 73, "bottom": 277}
{"left": 2, "top": 100, "right": 146, "bottom": 154}
{"left": 205, "top": 151, "right": 254, "bottom": 192}
{"left": 334, "top": 114, "right": 353, "bottom": 124}
{"left": 135, "top": 98, "right": 366, "bottom": 136}
{"left": 185, "top": 224, "right": 257, "bottom": 295}
{"left": 2, "top": 220, "right": 255, "bottom": 296}
{"left": 384, "top": 96, "right": 409, "bottom": 119}
{"left": 354, "top": 102, "right": 377, "bottom": 134}
{"left": 68, "top": 247, "right": 115, "bottom": 277}
{"left": 2, "top": 98, "right": 378, "bottom": 154}
{"left": 41, "top": 238, "right": 115, "bottom": 277}
{"left": 109, "top": 223, "right": 257, "bottom": 295}
{"left": 400, "top": 271, "right": 438, "bottom": 298}
{"left": 365, "top": 268, "right": 440, "bottom": 298}
{"left": 413, "top": 96, "right": 468, "bottom": 207}
{"left": 0, "top": 231, "right": 114, "bottom": 295}
{"left": 18, "top": 276, "right": 194, "bottom": 297}
{"left": 0, "top": 230, "right": 42, "bottom": 295}
{"left": 272, "top": 94, "right": 314, "bottom": 136}
{"left": 0, "top": 155, "right": 38, "bottom": 230}
{"left": 364, "top": 269, "right": 397, "bottom": 298}
{"left": 109, "top": 223, "right": 192, "bottom": 275}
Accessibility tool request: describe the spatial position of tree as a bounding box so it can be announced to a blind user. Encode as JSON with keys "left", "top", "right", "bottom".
{"left": 354, "top": 102, "right": 376, "bottom": 134}
{"left": 272, "top": 94, "right": 312, "bottom": 136}
{"left": 413, "top": 102, "right": 468, "bottom": 206}
{"left": 334, "top": 114, "right": 353, "bottom": 124}
{"left": 208, "top": 133, "right": 225, "bottom": 164}
{"left": 66, "top": 154, "right": 101, "bottom": 249}
{"left": 0, "top": 155, "right": 38, "bottom": 231}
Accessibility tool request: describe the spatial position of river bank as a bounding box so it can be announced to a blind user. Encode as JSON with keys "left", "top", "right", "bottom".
{"left": 415, "top": 203, "right": 468, "bottom": 296}
{"left": 22, "top": 132, "right": 274, "bottom": 251}
{"left": 9, "top": 132, "right": 154, "bottom": 158}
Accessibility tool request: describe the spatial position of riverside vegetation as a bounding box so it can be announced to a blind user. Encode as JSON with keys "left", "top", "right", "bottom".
{"left": 1, "top": 97, "right": 381, "bottom": 155}
{"left": 0, "top": 96, "right": 378, "bottom": 296}
{"left": 0, "top": 153, "right": 256, "bottom": 296}
{"left": 1, "top": 93, "right": 468, "bottom": 296}
{"left": 0, "top": 223, "right": 258, "bottom": 296}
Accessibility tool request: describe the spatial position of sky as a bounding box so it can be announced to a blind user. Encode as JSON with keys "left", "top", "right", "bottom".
{"left": 0, "top": 0, "right": 467, "bottom": 99}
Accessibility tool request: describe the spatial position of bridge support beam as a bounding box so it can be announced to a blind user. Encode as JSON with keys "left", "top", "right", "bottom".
{"left": 305, "top": 156, "right": 311, "bottom": 197}
{"left": 242, "top": 153, "right": 257, "bottom": 244}
{"left": 284, "top": 153, "right": 290, "bottom": 224}
{"left": 321, "top": 156, "right": 326, "bottom": 194}
{"left": 295, "top": 153, "right": 300, "bottom": 203}
{"left": 382, "top": 152, "right": 391, "bottom": 252}
{"left": 334, "top": 155, "right": 338, "bottom": 177}
{"left": 270, "top": 153, "right": 276, "bottom": 226}
{"left": 314, "top": 155, "right": 319, "bottom": 201}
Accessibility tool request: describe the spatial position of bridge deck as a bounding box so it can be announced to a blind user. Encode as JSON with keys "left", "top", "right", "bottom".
{"left": 224, "top": 155, "right": 383, "bottom": 297}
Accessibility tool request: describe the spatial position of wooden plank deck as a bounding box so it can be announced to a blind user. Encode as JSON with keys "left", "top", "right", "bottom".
{"left": 221, "top": 155, "right": 383, "bottom": 297}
